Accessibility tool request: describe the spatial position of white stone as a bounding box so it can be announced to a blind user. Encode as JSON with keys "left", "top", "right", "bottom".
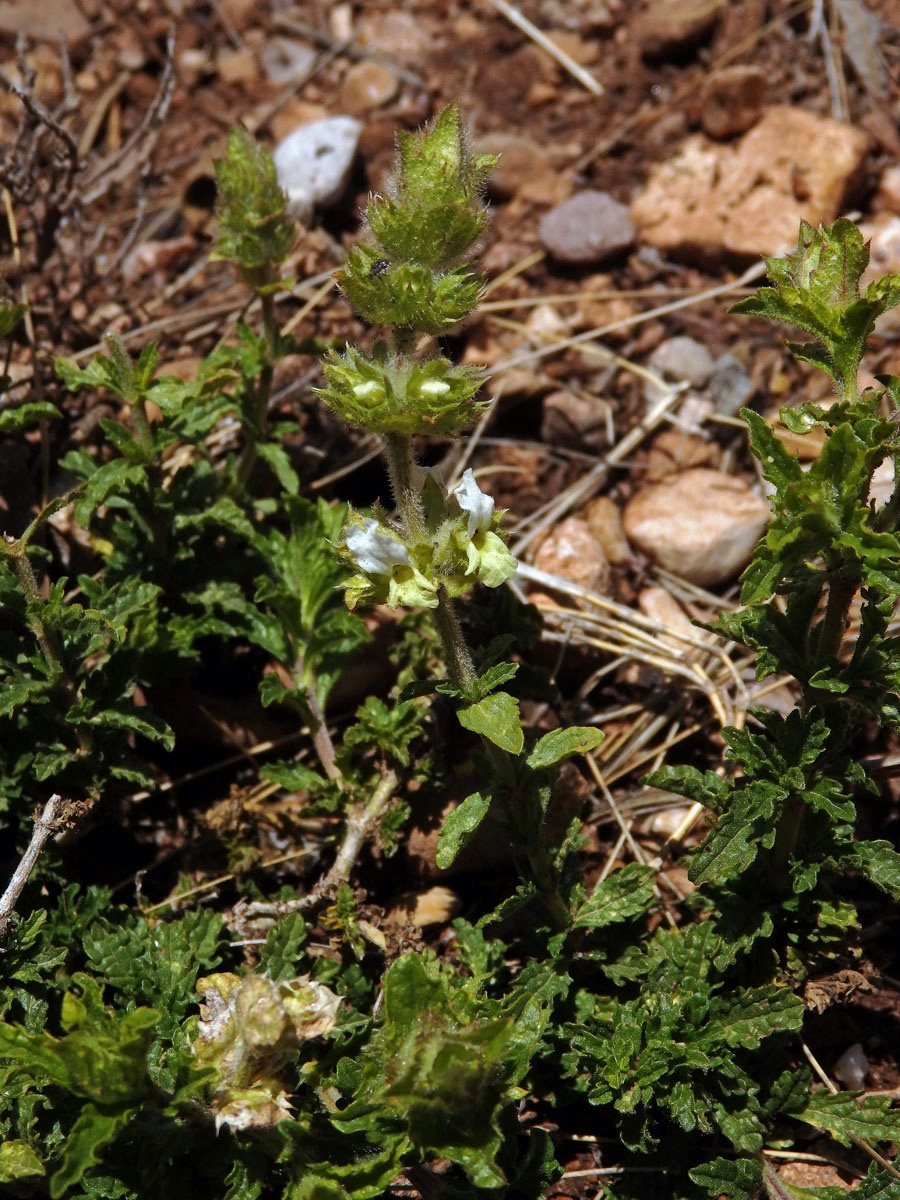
{"left": 833, "top": 1043, "right": 869, "bottom": 1091}
{"left": 623, "top": 468, "right": 769, "bottom": 586}
{"left": 273, "top": 116, "right": 362, "bottom": 225}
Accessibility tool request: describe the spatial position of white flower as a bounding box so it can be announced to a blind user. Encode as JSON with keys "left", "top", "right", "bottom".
{"left": 345, "top": 518, "right": 409, "bottom": 576}
{"left": 452, "top": 468, "right": 494, "bottom": 538}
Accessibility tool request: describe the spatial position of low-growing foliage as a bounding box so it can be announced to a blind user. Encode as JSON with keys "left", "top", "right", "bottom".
{"left": 1, "top": 106, "right": 900, "bottom": 1200}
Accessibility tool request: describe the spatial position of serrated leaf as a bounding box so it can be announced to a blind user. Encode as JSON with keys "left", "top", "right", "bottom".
{"left": 0, "top": 1139, "right": 45, "bottom": 1181}
{"left": 689, "top": 782, "right": 783, "bottom": 885}
{"left": 258, "top": 913, "right": 309, "bottom": 981}
{"left": 457, "top": 690, "right": 523, "bottom": 753}
{"left": 526, "top": 725, "right": 604, "bottom": 770}
{"left": 436, "top": 791, "right": 491, "bottom": 869}
{"left": 797, "top": 1090, "right": 900, "bottom": 1146}
{"left": 690, "top": 1156, "right": 762, "bottom": 1199}
{"left": 573, "top": 863, "right": 656, "bottom": 930}
{"left": 837, "top": 840, "right": 900, "bottom": 898}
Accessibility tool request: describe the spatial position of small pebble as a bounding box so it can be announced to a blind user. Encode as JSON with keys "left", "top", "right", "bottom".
{"left": 273, "top": 116, "right": 362, "bottom": 225}
{"left": 539, "top": 190, "right": 635, "bottom": 265}
{"left": 261, "top": 38, "right": 316, "bottom": 85}
{"left": 700, "top": 66, "right": 766, "bottom": 139}
{"left": 833, "top": 1043, "right": 869, "bottom": 1091}
{"left": 645, "top": 336, "right": 714, "bottom": 409}
{"left": 707, "top": 353, "right": 754, "bottom": 415}
{"left": 339, "top": 60, "right": 398, "bottom": 115}
{"left": 652, "top": 336, "right": 714, "bottom": 383}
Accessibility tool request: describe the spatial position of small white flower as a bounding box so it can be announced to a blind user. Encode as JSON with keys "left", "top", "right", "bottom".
{"left": 346, "top": 518, "right": 409, "bottom": 576}
{"left": 452, "top": 468, "right": 494, "bottom": 537}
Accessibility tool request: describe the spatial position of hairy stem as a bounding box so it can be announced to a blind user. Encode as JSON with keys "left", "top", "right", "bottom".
{"left": 433, "top": 589, "right": 477, "bottom": 692}
{"left": 382, "top": 431, "right": 425, "bottom": 540}
{"left": 234, "top": 285, "right": 278, "bottom": 495}
{"left": 817, "top": 570, "right": 859, "bottom": 663}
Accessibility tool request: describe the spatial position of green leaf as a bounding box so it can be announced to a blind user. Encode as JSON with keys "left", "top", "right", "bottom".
{"left": 0, "top": 301, "right": 27, "bottom": 338}
{"left": 797, "top": 1090, "right": 900, "bottom": 1146}
{"left": 457, "top": 690, "right": 523, "bottom": 753}
{"left": 0, "top": 1139, "right": 45, "bottom": 1182}
{"left": 527, "top": 725, "right": 605, "bottom": 770}
{"left": 258, "top": 912, "right": 309, "bottom": 981}
{"left": 838, "top": 840, "right": 900, "bottom": 899}
{"left": 0, "top": 400, "right": 61, "bottom": 432}
{"left": 436, "top": 791, "right": 491, "bottom": 869}
{"left": 50, "top": 1104, "right": 133, "bottom": 1199}
{"left": 689, "top": 1156, "right": 762, "bottom": 1199}
{"left": 689, "top": 782, "right": 783, "bottom": 885}
{"left": 573, "top": 863, "right": 656, "bottom": 930}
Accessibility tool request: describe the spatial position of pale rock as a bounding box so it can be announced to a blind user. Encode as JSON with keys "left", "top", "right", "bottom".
{"left": 860, "top": 215, "right": 900, "bottom": 333}
{"left": 526, "top": 303, "right": 568, "bottom": 338}
{"left": 635, "top": 0, "right": 724, "bottom": 56}
{"left": 122, "top": 236, "right": 196, "bottom": 284}
{"left": 0, "top": 0, "right": 90, "bottom": 43}
{"left": 707, "top": 353, "right": 754, "bottom": 415}
{"left": 833, "top": 1043, "right": 869, "bottom": 1091}
{"left": 356, "top": 10, "right": 432, "bottom": 64}
{"left": 875, "top": 164, "right": 900, "bottom": 213}
{"left": 583, "top": 495, "right": 632, "bottom": 564}
{"left": 260, "top": 38, "right": 316, "bottom": 85}
{"left": 533, "top": 516, "right": 611, "bottom": 598}
{"left": 623, "top": 468, "right": 769, "bottom": 585}
{"left": 539, "top": 190, "right": 635, "bottom": 265}
{"left": 217, "top": 47, "right": 257, "bottom": 85}
{"left": 273, "top": 117, "right": 362, "bottom": 225}
{"left": 645, "top": 336, "right": 713, "bottom": 407}
{"left": 700, "top": 66, "right": 766, "bottom": 139}
{"left": 339, "top": 61, "right": 398, "bottom": 115}
{"left": 387, "top": 886, "right": 460, "bottom": 929}
{"left": 638, "top": 586, "right": 704, "bottom": 656}
{"left": 631, "top": 106, "right": 870, "bottom": 265}
{"left": 541, "top": 390, "right": 609, "bottom": 452}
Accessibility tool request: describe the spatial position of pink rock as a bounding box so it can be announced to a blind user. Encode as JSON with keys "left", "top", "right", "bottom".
{"left": 623, "top": 468, "right": 769, "bottom": 586}
{"left": 631, "top": 106, "right": 869, "bottom": 265}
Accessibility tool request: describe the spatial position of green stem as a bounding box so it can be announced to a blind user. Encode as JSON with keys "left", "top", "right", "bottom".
{"left": 130, "top": 400, "right": 155, "bottom": 458}
{"left": 12, "top": 549, "right": 62, "bottom": 672}
{"left": 433, "top": 589, "right": 477, "bottom": 692}
{"left": 233, "top": 284, "right": 278, "bottom": 495}
{"left": 767, "top": 791, "right": 805, "bottom": 897}
{"left": 817, "top": 569, "right": 859, "bottom": 664}
{"left": 382, "top": 431, "right": 425, "bottom": 540}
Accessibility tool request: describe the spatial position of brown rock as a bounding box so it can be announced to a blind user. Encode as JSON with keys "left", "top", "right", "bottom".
{"left": 270, "top": 101, "right": 329, "bottom": 143}
{"left": 584, "top": 496, "right": 632, "bottom": 565}
{"left": 631, "top": 106, "right": 870, "bottom": 265}
{"left": 478, "top": 134, "right": 569, "bottom": 205}
{"left": 635, "top": 0, "right": 724, "bottom": 56}
{"left": 339, "top": 61, "right": 398, "bottom": 116}
{"left": 700, "top": 66, "right": 766, "bottom": 139}
{"left": 541, "top": 390, "right": 609, "bottom": 452}
{"left": 533, "top": 517, "right": 611, "bottom": 598}
{"left": 216, "top": 47, "right": 257, "bottom": 85}
{"left": 0, "top": 0, "right": 90, "bottom": 43}
{"left": 623, "top": 468, "right": 769, "bottom": 586}
{"left": 646, "top": 429, "right": 719, "bottom": 480}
